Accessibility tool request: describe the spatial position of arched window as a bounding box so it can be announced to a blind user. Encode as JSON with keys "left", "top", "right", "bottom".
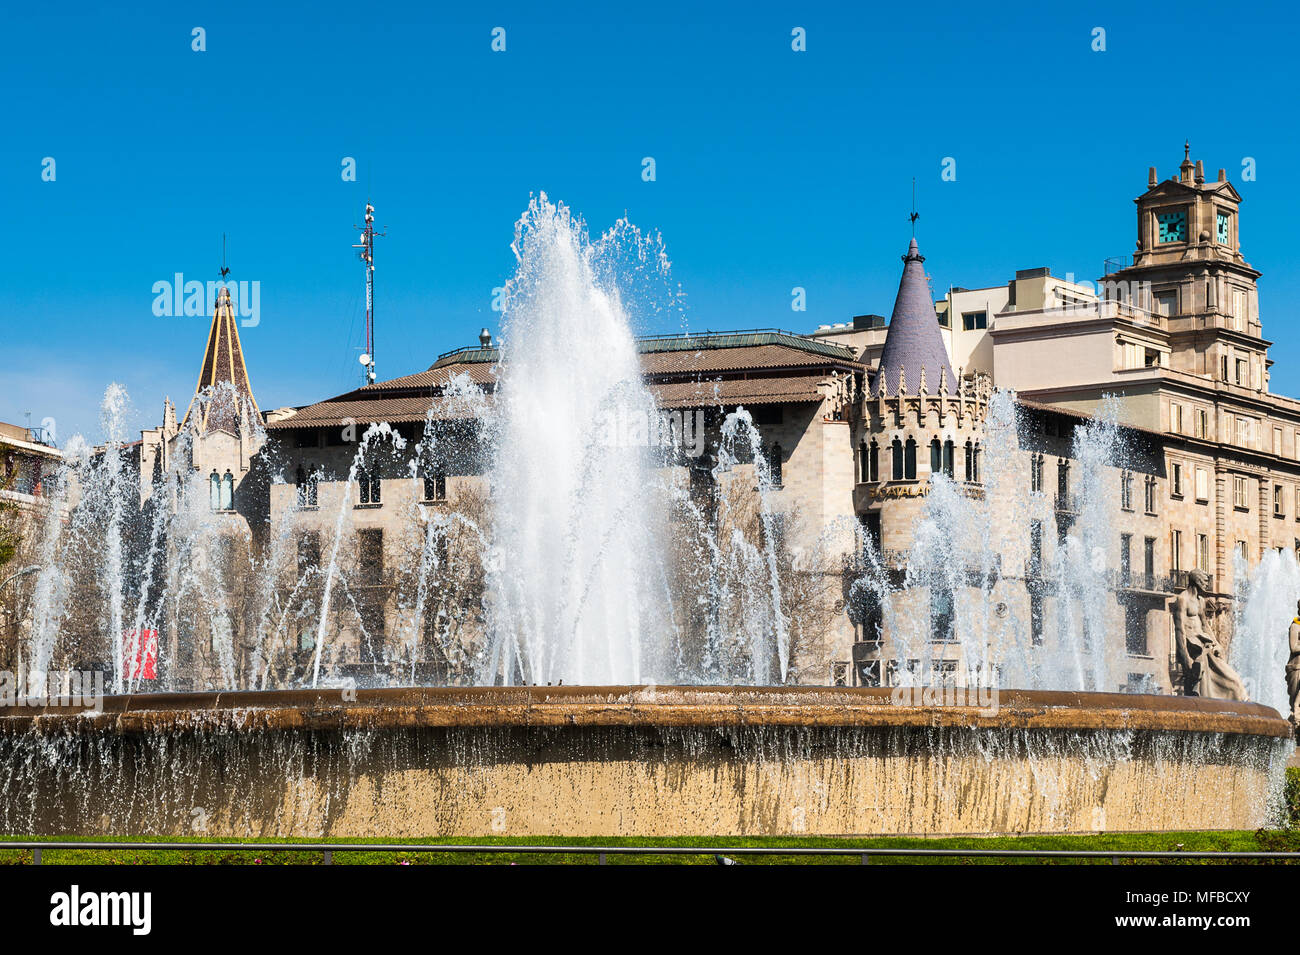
{"left": 868, "top": 440, "right": 879, "bottom": 482}
{"left": 296, "top": 466, "right": 307, "bottom": 505}
{"left": 971, "top": 444, "right": 980, "bottom": 483}
{"left": 929, "top": 438, "right": 942, "bottom": 476}
{"left": 943, "top": 439, "right": 954, "bottom": 477}
{"left": 904, "top": 438, "right": 917, "bottom": 480}
{"left": 965, "top": 441, "right": 975, "bottom": 482}
{"left": 858, "top": 440, "right": 868, "bottom": 483}
{"left": 891, "top": 438, "right": 904, "bottom": 481}
{"left": 209, "top": 471, "right": 220, "bottom": 511}
{"left": 220, "top": 470, "right": 234, "bottom": 510}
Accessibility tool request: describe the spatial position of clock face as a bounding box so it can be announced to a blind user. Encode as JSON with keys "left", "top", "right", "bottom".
{"left": 1217, "top": 211, "right": 1231, "bottom": 245}
{"left": 1157, "top": 210, "right": 1188, "bottom": 244}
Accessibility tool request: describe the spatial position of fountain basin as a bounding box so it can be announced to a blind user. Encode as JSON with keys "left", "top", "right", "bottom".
{"left": 0, "top": 686, "right": 1292, "bottom": 837}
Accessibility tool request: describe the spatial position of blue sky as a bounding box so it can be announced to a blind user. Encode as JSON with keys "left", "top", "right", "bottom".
{"left": 3, "top": 0, "right": 1298, "bottom": 441}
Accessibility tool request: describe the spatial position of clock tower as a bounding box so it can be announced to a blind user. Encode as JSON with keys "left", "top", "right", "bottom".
{"left": 1102, "top": 144, "right": 1264, "bottom": 388}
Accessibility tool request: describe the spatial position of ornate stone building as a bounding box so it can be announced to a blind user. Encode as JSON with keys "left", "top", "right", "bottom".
{"left": 125, "top": 147, "right": 1297, "bottom": 694}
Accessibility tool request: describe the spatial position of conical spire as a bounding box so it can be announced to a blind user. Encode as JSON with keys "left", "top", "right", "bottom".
{"left": 181, "top": 286, "right": 259, "bottom": 435}
{"left": 876, "top": 238, "right": 955, "bottom": 396}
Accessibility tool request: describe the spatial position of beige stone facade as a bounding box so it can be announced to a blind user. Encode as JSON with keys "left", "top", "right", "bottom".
{"left": 121, "top": 148, "right": 1298, "bottom": 698}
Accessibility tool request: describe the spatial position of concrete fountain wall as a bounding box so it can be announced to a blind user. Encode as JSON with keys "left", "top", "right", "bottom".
{"left": 0, "top": 686, "right": 1293, "bottom": 837}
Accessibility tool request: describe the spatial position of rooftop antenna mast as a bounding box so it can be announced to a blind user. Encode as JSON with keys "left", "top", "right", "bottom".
{"left": 353, "top": 201, "right": 385, "bottom": 384}
{"left": 219, "top": 233, "right": 231, "bottom": 280}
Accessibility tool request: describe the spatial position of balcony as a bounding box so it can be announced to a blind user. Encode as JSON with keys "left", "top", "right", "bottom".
{"left": 1096, "top": 299, "right": 1167, "bottom": 331}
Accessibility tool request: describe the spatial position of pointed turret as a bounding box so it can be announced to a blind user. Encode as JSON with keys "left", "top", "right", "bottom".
{"left": 182, "top": 286, "right": 259, "bottom": 435}
{"left": 876, "top": 238, "right": 955, "bottom": 396}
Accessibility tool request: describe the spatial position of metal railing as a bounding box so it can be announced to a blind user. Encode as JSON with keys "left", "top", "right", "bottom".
{"left": 3, "top": 840, "right": 1297, "bottom": 865}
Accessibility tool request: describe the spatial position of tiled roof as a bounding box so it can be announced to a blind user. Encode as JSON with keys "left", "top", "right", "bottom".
{"left": 270, "top": 329, "right": 861, "bottom": 430}
{"left": 648, "top": 375, "right": 831, "bottom": 408}
{"left": 876, "top": 238, "right": 955, "bottom": 394}
{"left": 265, "top": 396, "right": 486, "bottom": 429}
{"left": 641, "top": 343, "right": 857, "bottom": 376}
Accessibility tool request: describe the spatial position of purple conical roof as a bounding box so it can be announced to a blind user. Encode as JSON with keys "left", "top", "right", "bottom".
{"left": 876, "top": 238, "right": 955, "bottom": 395}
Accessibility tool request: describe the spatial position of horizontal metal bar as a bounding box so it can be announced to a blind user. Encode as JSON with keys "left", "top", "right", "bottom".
{"left": 0, "top": 841, "right": 1296, "bottom": 860}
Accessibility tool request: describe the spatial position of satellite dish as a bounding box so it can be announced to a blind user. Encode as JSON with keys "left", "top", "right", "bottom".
{"left": 359, "top": 353, "right": 371, "bottom": 366}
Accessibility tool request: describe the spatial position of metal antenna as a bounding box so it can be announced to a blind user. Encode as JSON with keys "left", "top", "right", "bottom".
{"left": 909, "top": 178, "right": 920, "bottom": 236}
{"left": 219, "top": 234, "right": 231, "bottom": 280}
{"left": 353, "top": 201, "right": 386, "bottom": 385}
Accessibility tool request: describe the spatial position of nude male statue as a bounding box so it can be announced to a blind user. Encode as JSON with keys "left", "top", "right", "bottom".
{"left": 1171, "top": 569, "right": 1248, "bottom": 701}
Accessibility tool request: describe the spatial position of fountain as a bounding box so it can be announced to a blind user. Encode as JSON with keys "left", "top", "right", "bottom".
{"left": 0, "top": 196, "right": 1293, "bottom": 838}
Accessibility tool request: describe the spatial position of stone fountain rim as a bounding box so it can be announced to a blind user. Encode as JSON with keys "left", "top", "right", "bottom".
{"left": 0, "top": 685, "right": 1292, "bottom": 739}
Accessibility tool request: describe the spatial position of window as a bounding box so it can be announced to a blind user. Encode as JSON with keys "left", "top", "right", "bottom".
{"left": 965, "top": 441, "right": 980, "bottom": 483}
{"left": 857, "top": 440, "right": 868, "bottom": 482}
{"left": 930, "top": 438, "right": 942, "bottom": 476}
{"left": 1197, "top": 534, "right": 1209, "bottom": 571}
{"left": 868, "top": 440, "right": 879, "bottom": 482}
{"left": 1143, "top": 537, "right": 1156, "bottom": 578}
{"left": 209, "top": 471, "right": 220, "bottom": 511}
{"left": 358, "top": 467, "right": 382, "bottom": 505}
{"left": 1144, "top": 475, "right": 1157, "bottom": 514}
{"left": 296, "top": 465, "right": 318, "bottom": 507}
{"left": 1170, "top": 529, "right": 1182, "bottom": 572}
{"left": 1120, "top": 533, "right": 1132, "bottom": 581}
{"left": 1031, "top": 453, "right": 1045, "bottom": 494}
{"left": 358, "top": 528, "right": 384, "bottom": 579}
{"left": 1236, "top": 415, "right": 1252, "bottom": 448}
{"left": 904, "top": 438, "right": 917, "bottom": 480}
{"left": 1195, "top": 408, "right": 1208, "bottom": 439}
{"left": 766, "top": 443, "right": 783, "bottom": 487}
{"left": 930, "top": 587, "right": 955, "bottom": 643}
{"left": 1120, "top": 469, "right": 1133, "bottom": 510}
{"left": 423, "top": 471, "right": 447, "bottom": 502}
{"left": 1236, "top": 359, "right": 1248, "bottom": 385}
{"left": 942, "top": 439, "right": 954, "bottom": 478}
{"left": 1030, "top": 591, "right": 1044, "bottom": 646}
{"left": 1233, "top": 475, "right": 1249, "bottom": 510}
{"left": 220, "top": 471, "right": 234, "bottom": 510}
{"left": 1275, "top": 484, "right": 1285, "bottom": 518}
{"left": 297, "top": 532, "right": 321, "bottom": 576}
{"left": 1154, "top": 290, "right": 1177, "bottom": 316}
{"left": 891, "top": 438, "right": 904, "bottom": 481}
{"left": 1170, "top": 402, "right": 1183, "bottom": 434}
{"left": 1057, "top": 459, "right": 1070, "bottom": 504}
{"left": 1237, "top": 540, "right": 1249, "bottom": 563}
{"left": 1275, "top": 427, "right": 1284, "bottom": 456}
{"left": 1231, "top": 287, "right": 1248, "bottom": 331}
{"left": 1170, "top": 462, "right": 1183, "bottom": 497}
{"left": 1125, "top": 602, "right": 1148, "bottom": 656}
{"left": 1029, "top": 521, "right": 1044, "bottom": 575}
{"left": 961, "top": 311, "right": 988, "bottom": 331}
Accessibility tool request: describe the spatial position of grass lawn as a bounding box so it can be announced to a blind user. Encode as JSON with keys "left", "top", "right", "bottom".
{"left": 0, "top": 829, "right": 1297, "bottom": 865}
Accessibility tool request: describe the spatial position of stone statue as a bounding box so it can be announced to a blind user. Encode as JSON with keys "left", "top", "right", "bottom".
{"left": 1172, "top": 570, "right": 1248, "bottom": 701}
{"left": 1287, "top": 601, "right": 1300, "bottom": 728}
